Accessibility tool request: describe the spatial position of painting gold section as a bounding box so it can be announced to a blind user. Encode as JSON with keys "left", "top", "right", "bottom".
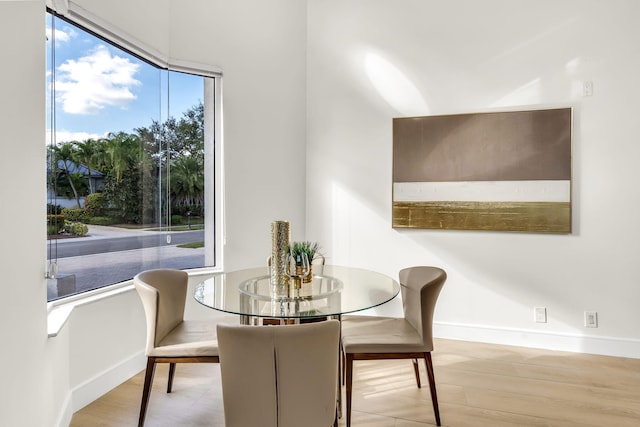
{"left": 392, "top": 201, "right": 571, "bottom": 233}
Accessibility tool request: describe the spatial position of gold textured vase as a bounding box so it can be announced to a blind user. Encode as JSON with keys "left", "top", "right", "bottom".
{"left": 270, "top": 220, "right": 290, "bottom": 298}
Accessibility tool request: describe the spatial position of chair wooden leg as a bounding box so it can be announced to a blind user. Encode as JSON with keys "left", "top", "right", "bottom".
{"left": 412, "top": 358, "right": 421, "bottom": 388}
{"left": 423, "top": 352, "right": 441, "bottom": 426}
{"left": 138, "top": 357, "right": 157, "bottom": 427}
{"left": 346, "top": 354, "right": 354, "bottom": 427}
{"left": 341, "top": 348, "right": 345, "bottom": 386}
{"left": 167, "top": 362, "right": 176, "bottom": 393}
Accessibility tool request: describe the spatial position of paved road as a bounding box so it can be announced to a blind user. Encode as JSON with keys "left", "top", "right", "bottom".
{"left": 48, "top": 229, "right": 205, "bottom": 258}
{"left": 47, "top": 225, "right": 207, "bottom": 301}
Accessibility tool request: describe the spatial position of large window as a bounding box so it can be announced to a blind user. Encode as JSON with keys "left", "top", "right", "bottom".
{"left": 46, "top": 11, "right": 221, "bottom": 302}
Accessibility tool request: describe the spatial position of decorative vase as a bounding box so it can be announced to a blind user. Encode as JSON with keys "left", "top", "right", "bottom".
{"left": 270, "top": 220, "right": 290, "bottom": 298}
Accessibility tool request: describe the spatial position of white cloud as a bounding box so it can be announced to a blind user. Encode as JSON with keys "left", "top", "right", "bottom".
{"left": 46, "top": 27, "right": 71, "bottom": 44}
{"left": 55, "top": 45, "right": 141, "bottom": 115}
{"left": 46, "top": 129, "right": 107, "bottom": 145}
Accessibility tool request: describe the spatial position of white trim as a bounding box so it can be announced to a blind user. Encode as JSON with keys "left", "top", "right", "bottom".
{"left": 47, "top": 282, "right": 135, "bottom": 337}
{"left": 48, "top": 0, "right": 223, "bottom": 77}
{"left": 47, "top": 0, "right": 68, "bottom": 15}
{"left": 204, "top": 77, "right": 226, "bottom": 269}
{"left": 53, "top": 389, "right": 72, "bottom": 427}
{"left": 71, "top": 350, "right": 146, "bottom": 413}
{"left": 171, "top": 59, "right": 223, "bottom": 79}
{"left": 214, "top": 77, "right": 225, "bottom": 269}
{"left": 434, "top": 321, "right": 640, "bottom": 359}
{"left": 64, "top": 1, "right": 167, "bottom": 67}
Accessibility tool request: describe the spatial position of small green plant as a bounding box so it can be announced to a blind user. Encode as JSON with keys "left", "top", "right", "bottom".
{"left": 47, "top": 224, "right": 61, "bottom": 235}
{"left": 289, "top": 241, "right": 321, "bottom": 266}
{"left": 64, "top": 221, "right": 88, "bottom": 237}
{"left": 47, "top": 214, "right": 65, "bottom": 234}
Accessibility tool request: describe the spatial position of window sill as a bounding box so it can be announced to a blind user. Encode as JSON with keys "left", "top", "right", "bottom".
{"left": 46, "top": 267, "right": 223, "bottom": 338}
{"left": 47, "top": 281, "right": 135, "bottom": 337}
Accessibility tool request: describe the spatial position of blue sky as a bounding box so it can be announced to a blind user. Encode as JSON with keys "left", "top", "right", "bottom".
{"left": 46, "top": 14, "right": 204, "bottom": 144}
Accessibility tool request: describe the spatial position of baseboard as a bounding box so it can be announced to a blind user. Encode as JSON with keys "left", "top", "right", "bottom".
{"left": 434, "top": 321, "right": 640, "bottom": 359}
{"left": 71, "top": 350, "right": 146, "bottom": 414}
{"left": 53, "top": 390, "right": 73, "bottom": 427}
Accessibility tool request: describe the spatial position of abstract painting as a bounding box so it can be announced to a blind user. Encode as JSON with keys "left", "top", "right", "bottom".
{"left": 392, "top": 108, "right": 572, "bottom": 233}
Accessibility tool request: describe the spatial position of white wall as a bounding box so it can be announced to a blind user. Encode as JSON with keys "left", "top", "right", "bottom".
{"left": 167, "top": 0, "right": 309, "bottom": 270}
{"left": 0, "top": 1, "right": 307, "bottom": 426}
{"left": 0, "top": 2, "right": 48, "bottom": 426}
{"left": 306, "top": 0, "right": 640, "bottom": 356}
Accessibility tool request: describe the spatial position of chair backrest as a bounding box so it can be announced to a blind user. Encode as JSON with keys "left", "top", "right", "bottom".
{"left": 134, "top": 269, "right": 189, "bottom": 354}
{"left": 399, "top": 266, "right": 447, "bottom": 351}
{"left": 217, "top": 320, "right": 340, "bottom": 427}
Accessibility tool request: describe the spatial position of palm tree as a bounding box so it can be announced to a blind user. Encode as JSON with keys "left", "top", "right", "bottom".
{"left": 170, "top": 155, "right": 204, "bottom": 213}
{"left": 103, "top": 132, "right": 141, "bottom": 181}
{"left": 51, "top": 142, "right": 82, "bottom": 208}
{"left": 73, "top": 138, "right": 101, "bottom": 194}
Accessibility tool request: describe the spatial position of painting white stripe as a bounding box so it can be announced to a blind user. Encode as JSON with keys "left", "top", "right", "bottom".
{"left": 393, "top": 180, "right": 570, "bottom": 203}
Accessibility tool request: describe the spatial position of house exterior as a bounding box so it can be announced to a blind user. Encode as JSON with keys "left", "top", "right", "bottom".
{"left": 48, "top": 160, "right": 105, "bottom": 208}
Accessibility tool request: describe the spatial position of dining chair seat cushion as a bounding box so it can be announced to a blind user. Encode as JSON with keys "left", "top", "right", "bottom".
{"left": 341, "top": 315, "right": 430, "bottom": 354}
{"left": 148, "top": 319, "right": 219, "bottom": 357}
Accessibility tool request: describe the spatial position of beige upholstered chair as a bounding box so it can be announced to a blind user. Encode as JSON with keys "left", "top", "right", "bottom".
{"left": 134, "top": 269, "right": 230, "bottom": 427}
{"left": 217, "top": 320, "right": 341, "bottom": 427}
{"left": 341, "top": 266, "right": 447, "bottom": 427}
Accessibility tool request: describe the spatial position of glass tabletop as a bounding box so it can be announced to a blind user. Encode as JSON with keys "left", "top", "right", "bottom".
{"left": 194, "top": 265, "right": 400, "bottom": 319}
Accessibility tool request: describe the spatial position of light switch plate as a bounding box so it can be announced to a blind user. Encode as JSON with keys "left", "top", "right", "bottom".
{"left": 534, "top": 307, "right": 547, "bottom": 323}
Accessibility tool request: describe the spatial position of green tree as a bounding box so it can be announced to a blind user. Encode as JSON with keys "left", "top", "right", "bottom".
{"left": 100, "top": 132, "right": 155, "bottom": 224}
{"left": 103, "top": 132, "right": 142, "bottom": 182}
{"left": 171, "top": 155, "right": 204, "bottom": 214}
{"left": 51, "top": 142, "right": 82, "bottom": 208}
{"left": 73, "top": 138, "right": 102, "bottom": 194}
{"left": 136, "top": 102, "right": 205, "bottom": 217}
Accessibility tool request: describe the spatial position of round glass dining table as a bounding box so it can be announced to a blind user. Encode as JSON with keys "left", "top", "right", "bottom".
{"left": 194, "top": 265, "right": 400, "bottom": 324}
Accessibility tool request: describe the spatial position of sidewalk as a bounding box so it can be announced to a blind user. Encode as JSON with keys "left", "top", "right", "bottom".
{"left": 84, "top": 224, "right": 156, "bottom": 240}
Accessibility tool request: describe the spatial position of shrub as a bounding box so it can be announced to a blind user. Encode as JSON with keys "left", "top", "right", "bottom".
{"left": 47, "top": 214, "right": 65, "bottom": 234}
{"left": 64, "top": 221, "right": 88, "bottom": 237}
{"left": 171, "top": 214, "right": 183, "bottom": 225}
{"left": 47, "top": 225, "right": 60, "bottom": 235}
{"left": 86, "top": 216, "right": 118, "bottom": 226}
{"left": 84, "top": 193, "right": 106, "bottom": 217}
{"left": 62, "top": 207, "right": 86, "bottom": 222}
{"left": 47, "top": 203, "right": 62, "bottom": 215}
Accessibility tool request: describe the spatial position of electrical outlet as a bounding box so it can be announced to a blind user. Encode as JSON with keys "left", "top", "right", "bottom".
{"left": 583, "top": 80, "right": 594, "bottom": 96}
{"left": 584, "top": 311, "right": 598, "bottom": 328}
{"left": 534, "top": 307, "right": 547, "bottom": 323}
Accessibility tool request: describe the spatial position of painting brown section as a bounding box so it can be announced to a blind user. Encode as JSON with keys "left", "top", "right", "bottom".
{"left": 392, "top": 201, "right": 571, "bottom": 233}
{"left": 393, "top": 108, "right": 572, "bottom": 182}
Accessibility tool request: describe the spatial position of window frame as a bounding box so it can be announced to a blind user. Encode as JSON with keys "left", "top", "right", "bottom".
{"left": 46, "top": 5, "right": 224, "bottom": 308}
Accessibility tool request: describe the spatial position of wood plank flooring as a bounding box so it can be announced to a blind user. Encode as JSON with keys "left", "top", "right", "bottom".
{"left": 70, "top": 338, "right": 640, "bottom": 426}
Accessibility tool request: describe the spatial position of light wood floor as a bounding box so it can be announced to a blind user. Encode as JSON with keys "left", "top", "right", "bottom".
{"left": 70, "top": 338, "right": 640, "bottom": 426}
